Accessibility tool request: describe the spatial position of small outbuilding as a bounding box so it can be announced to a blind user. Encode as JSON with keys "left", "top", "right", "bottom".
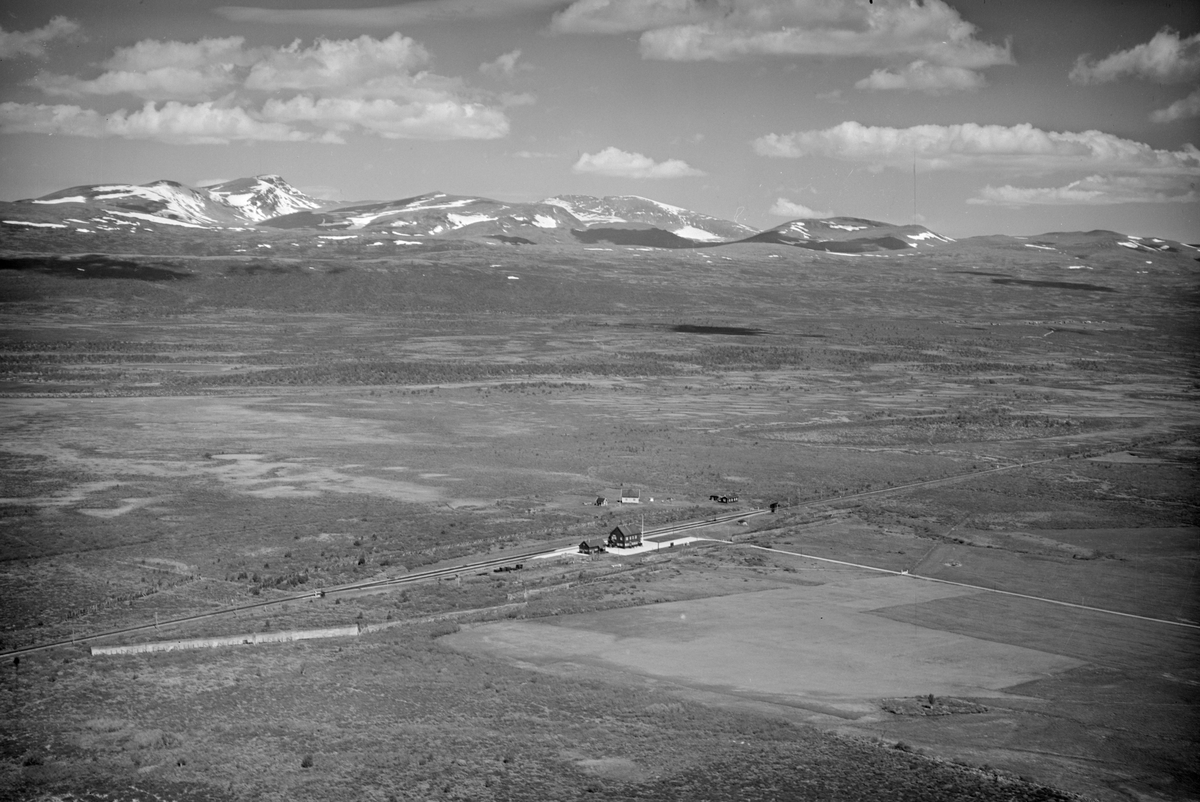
{"left": 594, "top": 496, "right": 608, "bottom": 506}
{"left": 620, "top": 488, "right": 642, "bottom": 504}
{"left": 607, "top": 525, "right": 642, "bottom": 549}
{"left": 579, "top": 540, "right": 606, "bottom": 555}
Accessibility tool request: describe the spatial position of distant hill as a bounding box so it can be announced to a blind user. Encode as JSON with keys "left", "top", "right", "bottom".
{"left": 542, "top": 195, "right": 756, "bottom": 242}
{"left": 260, "top": 191, "right": 584, "bottom": 242}
{"left": 743, "top": 217, "right": 956, "bottom": 253}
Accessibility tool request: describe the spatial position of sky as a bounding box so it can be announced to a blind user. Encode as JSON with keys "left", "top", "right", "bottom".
{"left": 1, "top": 0, "right": 1198, "bottom": 240}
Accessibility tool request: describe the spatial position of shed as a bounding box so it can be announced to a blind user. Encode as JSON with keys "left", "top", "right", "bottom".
{"left": 607, "top": 525, "right": 642, "bottom": 549}
{"left": 620, "top": 488, "right": 641, "bottom": 504}
{"left": 594, "top": 496, "right": 608, "bottom": 506}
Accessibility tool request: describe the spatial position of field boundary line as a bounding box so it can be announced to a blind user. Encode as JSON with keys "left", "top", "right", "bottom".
{"left": 704, "top": 539, "right": 1200, "bottom": 630}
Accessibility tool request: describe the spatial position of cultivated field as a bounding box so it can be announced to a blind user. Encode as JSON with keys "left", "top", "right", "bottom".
{"left": 1, "top": 229, "right": 1197, "bottom": 801}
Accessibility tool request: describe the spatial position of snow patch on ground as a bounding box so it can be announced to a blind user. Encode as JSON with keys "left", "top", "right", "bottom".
{"left": 533, "top": 214, "right": 557, "bottom": 228}
{"left": 1023, "top": 243, "right": 1056, "bottom": 251}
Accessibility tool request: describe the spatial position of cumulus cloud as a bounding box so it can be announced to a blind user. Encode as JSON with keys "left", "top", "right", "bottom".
{"left": 243, "top": 33, "right": 429, "bottom": 94}
{"left": 1070, "top": 28, "right": 1200, "bottom": 84}
{"left": 855, "top": 60, "right": 986, "bottom": 94}
{"left": 1151, "top": 87, "right": 1200, "bottom": 123}
{"left": 215, "top": 0, "right": 564, "bottom": 26}
{"left": 970, "top": 174, "right": 1198, "bottom": 206}
{"left": 552, "top": 0, "right": 1012, "bottom": 70}
{"left": 480, "top": 49, "right": 528, "bottom": 79}
{"left": 28, "top": 37, "right": 252, "bottom": 101}
{"left": 572, "top": 147, "right": 705, "bottom": 178}
{"left": 9, "top": 32, "right": 514, "bottom": 144}
{"left": 0, "top": 101, "right": 314, "bottom": 144}
{"left": 0, "top": 16, "right": 80, "bottom": 60}
{"left": 753, "top": 121, "right": 1200, "bottom": 174}
{"left": 770, "top": 197, "right": 831, "bottom": 217}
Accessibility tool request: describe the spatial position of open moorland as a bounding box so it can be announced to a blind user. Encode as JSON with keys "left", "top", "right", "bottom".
{"left": 1, "top": 224, "right": 1197, "bottom": 801}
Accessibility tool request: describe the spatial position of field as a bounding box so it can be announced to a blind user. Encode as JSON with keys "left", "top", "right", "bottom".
{"left": 1, "top": 228, "right": 1197, "bottom": 800}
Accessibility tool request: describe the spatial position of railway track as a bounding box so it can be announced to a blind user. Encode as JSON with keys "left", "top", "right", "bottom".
{"left": 0, "top": 446, "right": 1128, "bottom": 659}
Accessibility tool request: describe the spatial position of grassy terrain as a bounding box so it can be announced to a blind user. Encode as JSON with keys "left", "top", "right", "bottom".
{"left": 1, "top": 225, "right": 1197, "bottom": 800}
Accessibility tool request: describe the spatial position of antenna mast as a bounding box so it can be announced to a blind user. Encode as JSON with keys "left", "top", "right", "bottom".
{"left": 912, "top": 150, "right": 917, "bottom": 224}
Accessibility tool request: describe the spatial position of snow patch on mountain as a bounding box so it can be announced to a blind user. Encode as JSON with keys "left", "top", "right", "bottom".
{"left": 4, "top": 219, "right": 67, "bottom": 228}
{"left": 448, "top": 213, "right": 496, "bottom": 228}
{"left": 31, "top": 196, "right": 87, "bottom": 205}
{"left": 109, "top": 210, "right": 208, "bottom": 228}
{"left": 674, "top": 225, "right": 724, "bottom": 242}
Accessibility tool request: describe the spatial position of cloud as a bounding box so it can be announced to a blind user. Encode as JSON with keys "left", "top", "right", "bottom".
{"left": 551, "top": 0, "right": 701, "bottom": 35}
{"left": 969, "top": 174, "right": 1198, "bottom": 206}
{"left": 1151, "top": 87, "right": 1200, "bottom": 123}
{"left": 770, "top": 198, "right": 830, "bottom": 217}
{"left": 480, "top": 49, "right": 528, "bottom": 79}
{"left": 10, "top": 32, "right": 513, "bottom": 144}
{"left": 572, "top": 146, "right": 705, "bottom": 178}
{"left": 0, "top": 101, "right": 314, "bottom": 144}
{"left": 28, "top": 37, "right": 252, "bottom": 101}
{"left": 215, "top": 0, "right": 565, "bottom": 26}
{"left": 260, "top": 95, "right": 508, "bottom": 140}
{"left": 0, "top": 16, "right": 80, "bottom": 60}
{"left": 855, "top": 60, "right": 986, "bottom": 94}
{"left": 514, "top": 149, "right": 556, "bottom": 158}
{"left": 244, "top": 33, "right": 429, "bottom": 94}
{"left": 1070, "top": 28, "right": 1200, "bottom": 84}
{"left": 552, "top": 0, "right": 1012, "bottom": 70}
{"left": 752, "top": 121, "right": 1200, "bottom": 174}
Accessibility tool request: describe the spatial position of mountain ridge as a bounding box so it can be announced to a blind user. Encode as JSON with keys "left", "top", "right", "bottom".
{"left": 6, "top": 175, "right": 1196, "bottom": 262}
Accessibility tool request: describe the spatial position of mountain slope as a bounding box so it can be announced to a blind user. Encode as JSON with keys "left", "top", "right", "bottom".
{"left": 202, "top": 175, "right": 330, "bottom": 222}
{"left": 542, "top": 195, "right": 755, "bottom": 242}
{"left": 14, "top": 175, "right": 335, "bottom": 229}
{"left": 745, "top": 217, "right": 956, "bottom": 252}
{"left": 22, "top": 180, "right": 244, "bottom": 228}
{"left": 260, "top": 192, "right": 584, "bottom": 240}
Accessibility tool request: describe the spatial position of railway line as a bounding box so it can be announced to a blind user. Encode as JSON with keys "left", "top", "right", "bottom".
{"left": 0, "top": 446, "right": 1130, "bottom": 659}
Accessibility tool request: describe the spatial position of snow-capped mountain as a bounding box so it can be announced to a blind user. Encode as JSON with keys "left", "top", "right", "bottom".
{"left": 261, "top": 192, "right": 584, "bottom": 240}
{"left": 202, "top": 175, "right": 328, "bottom": 222}
{"left": 15, "top": 175, "right": 333, "bottom": 228}
{"left": 24, "top": 180, "right": 244, "bottom": 228}
{"left": 747, "top": 217, "right": 956, "bottom": 252}
{"left": 541, "top": 195, "right": 756, "bottom": 242}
